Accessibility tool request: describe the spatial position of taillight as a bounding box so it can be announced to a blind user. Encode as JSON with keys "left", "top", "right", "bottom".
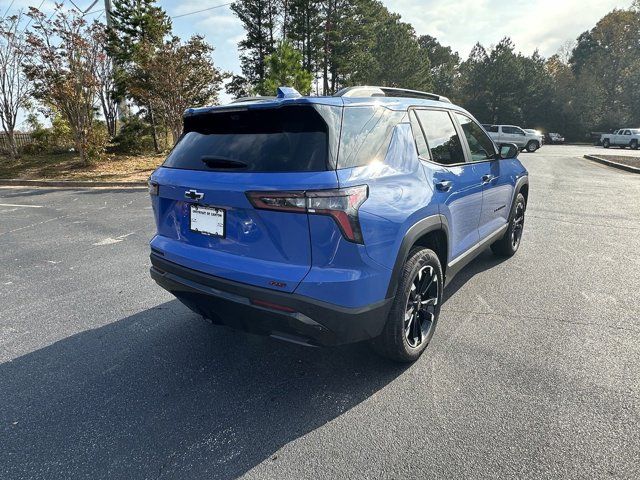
{"left": 306, "top": 186, "right": 368, "bottom": 243}
{"left": 245, "top": 191, "right": 306, "bottom": 212}
{"left": 246, "top": 185, "right": 368, "bottom": 243}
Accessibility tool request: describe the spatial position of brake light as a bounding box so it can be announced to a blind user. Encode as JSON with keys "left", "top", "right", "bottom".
{"left": 246, "top": 185, "right": 368, "bottom": 243}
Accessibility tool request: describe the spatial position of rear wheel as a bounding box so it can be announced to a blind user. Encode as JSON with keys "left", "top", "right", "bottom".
{"left": 371, "top": 248, "right": 443, "bottom": 363}
{"left": 631, "top": 140, "right": 638, "bottom": 150}
{"left": 603, "top": 139, "right": 610, "bottom": 148}
{"left": 491, "top": 192, "right": 526, "bottom": 258}
{"left": 525, "top": 140, "right": 539, "bottom": 153}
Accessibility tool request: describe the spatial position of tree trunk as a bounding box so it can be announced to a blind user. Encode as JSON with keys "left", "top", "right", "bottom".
{"left": 323, "top": 13, "right": 330, "bottom": 95}
{"left": 171, "top": 121, "right": 181, "bottom": 146}
{"left": 76, "top": 136, "right": 88, "bottom": 166}
{"left": 6, "top": 128, "right": 19, "bottom": 159}
{"left": 148, "top": 103, "right": 160, "bottom": 153}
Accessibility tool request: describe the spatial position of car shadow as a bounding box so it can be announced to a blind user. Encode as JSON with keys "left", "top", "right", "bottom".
{"left": 0, "top": 300, "right": 407, "bottom": 479}
{"left": 443, "top": 249, "right": 509, "bottom": 302}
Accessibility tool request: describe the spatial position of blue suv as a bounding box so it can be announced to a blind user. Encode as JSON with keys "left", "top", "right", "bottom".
{"left": 149, "top": 86, "right": 528, "bottom": 362}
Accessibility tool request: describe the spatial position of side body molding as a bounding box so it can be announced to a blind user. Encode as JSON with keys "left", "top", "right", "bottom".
{"left": 385, "top": 214, "right": 448, "bottom": 298}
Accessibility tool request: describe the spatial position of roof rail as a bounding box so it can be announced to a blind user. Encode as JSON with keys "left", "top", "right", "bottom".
{"left": 334, "top": 86, "right": 451, "bottom": 103}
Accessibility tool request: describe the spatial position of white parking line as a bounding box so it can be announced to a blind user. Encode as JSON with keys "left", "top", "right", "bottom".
{"left": 0, "top": 203, "right": 43, "bottom": 208}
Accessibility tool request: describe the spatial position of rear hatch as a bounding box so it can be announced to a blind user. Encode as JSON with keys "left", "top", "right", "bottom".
{"left": 150, "top": 104, "right": 339, "bottom": 293}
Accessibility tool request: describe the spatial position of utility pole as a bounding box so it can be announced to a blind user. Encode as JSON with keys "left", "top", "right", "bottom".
{"left": 104, "top": 0, "right": 113, "bottom": 27}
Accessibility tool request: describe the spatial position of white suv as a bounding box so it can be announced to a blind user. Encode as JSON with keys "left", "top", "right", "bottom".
{"left": 483, "top": 125, "right": 542, "bottom": 152}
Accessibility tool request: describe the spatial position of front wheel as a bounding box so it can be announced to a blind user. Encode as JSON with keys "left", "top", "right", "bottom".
{"left": 371, "top": 248, "right": 443, "bottom": 363}
{"left": 603, "top": 139, "right": 610, "bottom": 148}
{"left": 525, "top": 140, "right": 539, "bottom": 153}
{"left": 491, "top": 192, "right": 526, "bottom": 258}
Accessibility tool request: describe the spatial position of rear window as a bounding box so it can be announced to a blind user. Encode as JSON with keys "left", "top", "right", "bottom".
{"left": 163, "top": 106, "right": 329, "bottom": 172}
{"left": 502, "top": 126, "right": 523, "bottom": 134}
{"left": 338, "top": 106, "right": 406, "bottom": 169}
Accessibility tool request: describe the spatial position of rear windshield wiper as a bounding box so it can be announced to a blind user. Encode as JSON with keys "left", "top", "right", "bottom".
{"left": 200, "top": 156, "right": 248, "bottom": 169}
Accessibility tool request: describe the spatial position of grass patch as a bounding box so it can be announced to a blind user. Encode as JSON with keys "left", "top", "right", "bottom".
{"left": 0, "top": 152, "right": 165, "bottom": 182}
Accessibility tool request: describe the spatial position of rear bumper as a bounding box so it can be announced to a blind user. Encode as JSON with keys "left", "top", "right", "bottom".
{"left": 149, "top": 254, "right": 392, "bottom": 346}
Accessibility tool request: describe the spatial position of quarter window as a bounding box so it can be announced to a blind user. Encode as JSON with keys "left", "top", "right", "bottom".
{"left": 455, "top": 113, "right": 497, "bottom": 162}
{"left": 338, "top": 106, "right": 406, "bottom": 168}
{"left": 409, "top": 110, "right": 430, "bottom": 158}
{"left": 415, "top": 109, "right": 466, "bottom": 165}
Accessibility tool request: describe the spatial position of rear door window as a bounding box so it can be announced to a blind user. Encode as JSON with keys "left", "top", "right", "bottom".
{"left": 163, "top": 106, "right": 329, "bottom": 172}
{"left": 338, "top": 106, "right": 406, "bottom": 168}
{"left": 454, "top": 113, "right": 497, "bottom": 162}
{"left": 415, "top": 109, "right": 466, "bottom": 165}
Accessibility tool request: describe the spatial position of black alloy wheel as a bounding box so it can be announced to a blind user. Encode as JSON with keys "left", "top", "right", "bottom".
{"left": 511, "top": 201, "right": 525, "bottom": 249}
{"left": 404, "top": 265, "right": 438, "bottom": 348}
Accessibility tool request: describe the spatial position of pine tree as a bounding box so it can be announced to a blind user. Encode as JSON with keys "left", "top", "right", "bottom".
{"left": 106, "top": 0, "right": 171, "bottom": 152}
{"left": 231, "top": 0, "right": 279, "bottom": 86}
{"left": 286, "top": 0, "right": 323, "bottom": 79}
{"left": 418, "top": 35, "right": 460, "bottom": 98}
{"left": 261, "top": 40, "right": 313, "bottom": 95}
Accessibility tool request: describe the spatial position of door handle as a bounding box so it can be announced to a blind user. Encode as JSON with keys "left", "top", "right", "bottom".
{"left": 481, "top": 174, "right": 495, "bottom": 184}
{"left": 435, "top": 180, "right": 453, "bottom": 192}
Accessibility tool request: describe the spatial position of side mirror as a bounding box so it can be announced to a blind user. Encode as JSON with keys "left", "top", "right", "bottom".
{"left": 496, "top": 143, "right": 519, "bottom": 159}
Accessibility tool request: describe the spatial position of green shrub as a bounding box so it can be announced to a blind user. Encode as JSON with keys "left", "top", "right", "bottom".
{"left": 112, "top": 116, "right": 155, "bottom": 154}
{"left": 22, "top": 113, "right": 74, "bottom": 154}
{"left": 86, "top": 121, "right": 110, "bottom": 159}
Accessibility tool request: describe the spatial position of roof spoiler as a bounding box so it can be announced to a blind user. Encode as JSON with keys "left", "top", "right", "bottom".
{"left": 229, "top": 96, "right": 277, "bottom": 104}
{"left": 228, "top": 86, "right": 302, "bottom": 104}
{"left": 334, "top": 86, "right": 451, "bottom": 103}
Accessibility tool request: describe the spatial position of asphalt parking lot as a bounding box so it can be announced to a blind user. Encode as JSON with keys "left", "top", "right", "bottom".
{"left": 1, "top": 144, "right": 639, "bottom": 479}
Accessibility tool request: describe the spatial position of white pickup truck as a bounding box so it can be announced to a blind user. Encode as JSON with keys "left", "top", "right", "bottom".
{"left": 482, "top": 124, "right": 542, "bottom": 152}
{"left": 600, "top": 129, "right": 640, "bottom": 149}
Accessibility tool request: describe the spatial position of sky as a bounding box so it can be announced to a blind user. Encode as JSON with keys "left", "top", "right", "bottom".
{"left": 0, "top": 0, "right": 633, "bottom": 124}
{"left": 2, "top": 0, "right": 632, "bottom": 76}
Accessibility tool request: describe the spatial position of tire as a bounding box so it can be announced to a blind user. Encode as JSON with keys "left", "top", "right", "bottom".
{"left": 631, "top": 140, "right": 638, "bottom": 150}
{"left": 371, "top": 248, "right": 443, "bottom": 363}
{"left": 525, "top": 140, "right": 539, "bottom": 153}
{"left": 491, "top": 192, "right": 526, "bottom": 258}
{"left": 603, "top": 139, "right": 610, "bottom": 148}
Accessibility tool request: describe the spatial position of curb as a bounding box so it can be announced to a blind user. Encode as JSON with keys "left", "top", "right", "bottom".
{"left": 583, "top": 155, "right": 640, "bottom": 174}
{"left": 0, "top": 179, "right": 148, "bottom": 188}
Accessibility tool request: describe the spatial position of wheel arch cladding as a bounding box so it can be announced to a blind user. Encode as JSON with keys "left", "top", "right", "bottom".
{"left": 412, "top": 230, "right": 448, "bottom": 277}
{"left": 519, "top": 182, "right": 529, "bottom": 203}
{"left": 385, "top": 215, "right": 448, "bottom": 299}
